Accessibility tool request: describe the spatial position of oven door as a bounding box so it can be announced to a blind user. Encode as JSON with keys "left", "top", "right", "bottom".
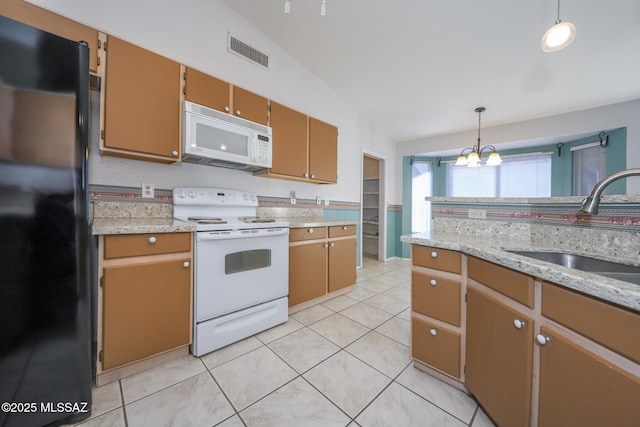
{"left": 195, "top": 227, "right": 289, "bottom": 322}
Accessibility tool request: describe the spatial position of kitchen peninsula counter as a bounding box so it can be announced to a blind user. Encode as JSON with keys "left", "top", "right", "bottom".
{"left": 401, "top": 231, "right": 640, "bottom": 312}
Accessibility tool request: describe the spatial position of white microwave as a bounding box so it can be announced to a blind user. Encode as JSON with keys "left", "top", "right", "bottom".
{"left": 182, "top": 101, "right": 272, "bottom": 171}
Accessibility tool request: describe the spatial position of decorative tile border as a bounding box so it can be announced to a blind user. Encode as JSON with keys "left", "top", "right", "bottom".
{"left": 431, "top": 201, "right": 640, "bottom": 231}
{"left": 89, "top": 184, "right": 172, "bottom": 204}
{"left": 258, "top": 196, "right": 360, "bottom": 211}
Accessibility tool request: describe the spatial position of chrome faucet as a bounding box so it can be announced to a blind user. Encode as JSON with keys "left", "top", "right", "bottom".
{"left": 578, "top": 168, "right": 640, "bottom": 214}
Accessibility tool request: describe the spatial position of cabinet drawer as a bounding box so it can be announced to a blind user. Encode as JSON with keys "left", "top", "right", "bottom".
{"left": 412, "top": 271, "right": 461, "bottom": 326}
{"left": 104, "top": 233, "right": 191, "bottom": 259}
{"left": 468, "top": 256, "right": 534, "bottom": 308}
{"left": 328, "top": 224, "right": 356, "bottom": 238}
{"left": 412, "top": 317, "right": 461, "bottom": 378}
{"left": 413, "top": 245, "right": 461, "bottom": 274}
{"left": 289, "top": 227, "right": 327, "bottom": 242}
{"left": 542, "top": 283, "right": 640, "bottom": 364}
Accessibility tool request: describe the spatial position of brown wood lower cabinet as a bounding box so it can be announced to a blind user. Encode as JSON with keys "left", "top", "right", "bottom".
{"left": 98, "top": 232, "right": 193, "bottom": 385}
{"left": 538, "top": 327, "right": 640, "bottom": 427}
{"left": 102, "top": 259, "right": 191, "bottom": 369}
{"left": 465, "top": 287, "right": 533, "bottom": 427}
{"left": 412, "top": 317, "right": 460, "bottom": 378}
{"left": 289, "top": 225, "right": 356, "bottom": 307}
{"left": 289, "top": 242, "right": 327, "bottom": 306}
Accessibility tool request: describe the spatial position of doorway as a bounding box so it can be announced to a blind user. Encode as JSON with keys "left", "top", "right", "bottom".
{"left": 361, "top": 152, "right": 386, "bottom": 261}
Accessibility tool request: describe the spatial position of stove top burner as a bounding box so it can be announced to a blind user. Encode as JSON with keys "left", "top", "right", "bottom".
{"left": 239, "top": 216, "right": 276, "bottom": 223}
{"left": 188, "top": 217, "right": 228, "bottom": 224}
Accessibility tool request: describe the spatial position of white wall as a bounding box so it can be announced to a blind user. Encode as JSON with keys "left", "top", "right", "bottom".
{"left": 29, "top": 0, "right": 364, "bottom": 203}
{"left": 395, "top": 99, "right": 640, "bottom": 203}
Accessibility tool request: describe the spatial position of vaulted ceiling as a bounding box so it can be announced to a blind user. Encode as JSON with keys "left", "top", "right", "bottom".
{"left": 222, "top": 0, "right": 640, "bottom": 144}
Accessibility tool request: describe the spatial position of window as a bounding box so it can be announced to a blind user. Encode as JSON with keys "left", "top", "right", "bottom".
{"left": 446, "top": 154, "right": 552, "bottom": 197}
{"left": 411, "top": 161, "right": 432, "bottom": 232}
{"left": 572, "top": 143, "right": 606, "bottom": 196}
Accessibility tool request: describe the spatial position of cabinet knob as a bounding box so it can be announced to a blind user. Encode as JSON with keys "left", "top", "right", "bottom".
{"left": 236, "top": 110, "right": 241, "bottom": 116}
{"left": 304, "top": 173, "right": 309, "bottom": 178}
{"left": 224, "top": 106, "right": 230, "bottom": 112}
{"left": 513, "top": 319, "right": 526, "bottom": 330}
{"left": 183, "top": 261, "right": 190, "bottom": 268}
{"left": 430, "top": 329, "right": 437, "bottom": 336}
{"left": 342, "top": 226, "right": 347, "bottom": 230}
{"left": 308, "top": 228, "right": 314, "bottom": 234}
{"left": 311, "top": 174, "right": 315, "bottom": 179}
{"left": 148, "top": 236, "right": 157, "bottom": 244}
{"left": 330, "top": 243, "right": 335, "bottom": 247}
{"left": 323, "top": 243, "right": 328, "bottom": 248}
{"left": 430, "top": 251, "right": 438, "bottom": 258}
{"left": 536, "top": 334, "right": 551, "bottom": 346}
{"left": 430, "top": 279, "right": 437, "bottom": 286}
{"left": 171, "top": 150, "right": 178, "bottom": 157}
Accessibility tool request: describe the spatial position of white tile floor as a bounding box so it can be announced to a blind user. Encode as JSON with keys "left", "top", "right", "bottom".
{"left": 71, "top": 256, "right": 496, "bottom": 427}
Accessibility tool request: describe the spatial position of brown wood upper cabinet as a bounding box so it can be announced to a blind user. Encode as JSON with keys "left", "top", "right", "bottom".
{"left": 1, "top": 0, "right": 100, "bottom": 73}
{"left": 257, "top": 102, "right": 338, "bottom": 184}
{"left": 184, "top": 67, "right": 268, "bottom": 125}
{"left": 101, "top": 36, "right": 182, "bottom": 162}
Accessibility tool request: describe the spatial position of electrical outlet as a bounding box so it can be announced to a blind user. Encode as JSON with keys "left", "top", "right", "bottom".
{"left": 141, "top": 183, "right": 154, "bottom": 198}
{"left": 324, "top": 198, "right": 330, "bottom": 206}
{"left": 289, "top": 190, "right": 296, "bottom": 205}
{"left": 316, "top": 196, "right": 321, "bottom": 205}
{"left": 468, "top": 209, "right": 487, "bottom": 219}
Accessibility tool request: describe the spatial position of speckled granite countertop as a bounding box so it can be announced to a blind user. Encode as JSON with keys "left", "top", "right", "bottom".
{"left": 92, "top": 218, "right": 196, "bottom": 235}
{"left": 401, "top": 232, "right": 640, "bottom": 312}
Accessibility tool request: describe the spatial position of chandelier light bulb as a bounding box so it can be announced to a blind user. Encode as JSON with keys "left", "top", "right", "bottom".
{"left": 321, "top": 0, "right": 326, "bottom": 16}
{"left": 284, "top": 0, "right": 291, "bottom": 14}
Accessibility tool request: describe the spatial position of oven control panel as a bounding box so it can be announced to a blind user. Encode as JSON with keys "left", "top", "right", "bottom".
{"left": 173, "top": 187, "right": 257, "bottom": 207}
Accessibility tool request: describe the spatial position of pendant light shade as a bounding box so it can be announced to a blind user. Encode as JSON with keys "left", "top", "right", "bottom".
{"left": 542, "top": 0, "right": 575, "bottom": 52}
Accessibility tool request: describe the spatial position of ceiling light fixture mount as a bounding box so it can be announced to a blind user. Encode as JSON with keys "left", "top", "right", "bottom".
{"left": 455, "top": 107, "right": 502, "bottom": 167}
{"left": 284, "top": 0, "right": 327, "bottom": 16}
{"left": 541, "top": 0, "right": 576, "bottom": 52}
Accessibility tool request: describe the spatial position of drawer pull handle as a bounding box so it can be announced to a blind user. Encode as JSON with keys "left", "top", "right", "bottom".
{"left": 430, "top": 329, "right": 437, "bottom": 336}
{"left": 148, "top": 236, "right": 157, "bottom": 244}
{"left": 183, "top": 261, "right": 190, "bottom": 268}
{"left": 430, "top": 251, "right": 438, "bottom": 258}
{"left": 513, "top": 319, "right": 526, "bottom": 330}
{"left": 308, "top": 228, "right": 314, "bottom": 234}
{"left": 430, "top": 279, "right": 437, "bottom": 286}
{"left": 536, "top": 334, "right": 551, "bottom": 346}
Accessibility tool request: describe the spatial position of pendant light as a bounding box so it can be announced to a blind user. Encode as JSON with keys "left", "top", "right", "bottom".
{"left": 284, "top": 0, "right": 291, "bottom": 14}
{"left": 455, "top": 107, "right": 502, "bottom": 167}
{"left": 541, "top": 0, "right": 576, "bottom": 52}
{"left": 321, "top": 0, "right": 327, "bottom": 16}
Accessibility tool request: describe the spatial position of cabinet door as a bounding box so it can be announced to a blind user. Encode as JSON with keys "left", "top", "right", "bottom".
{"left": 328, "top": 238, "right": 356, "bottom": 292}
{"left": 103, "top": 36, "right": 181, "bottom": 160}
{"left": 184, "top": 67, "right": 230, "bottom": 113}
{"left": 0, "top": 0, "right": 100, "bottom": 73}
{"left": 412, "top": 317, "right": 461, "bottom": 378}
{"left": 269, "top": 102, "right": 308, "bottom": 178}
{"left": 102, "top": 259, "right": 191, "bottom": 369}
{"left": 465, "top": 288, "right": 533, "bottom": 427}
{"left": 308, "top": 117, "right": 338, "bottom": 183}
{"left": 233, "top": 86, "right": 268, "bottom": 125}
{"left": 538, "top": 327, "right": 640, "bottom": 427}
{"left": 289, "top": 243, "right": 327, "bottom": 306}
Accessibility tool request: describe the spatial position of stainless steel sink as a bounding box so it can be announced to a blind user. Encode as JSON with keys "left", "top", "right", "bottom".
{"left": 507, "top": 250, "right": 640, "bottom": 285}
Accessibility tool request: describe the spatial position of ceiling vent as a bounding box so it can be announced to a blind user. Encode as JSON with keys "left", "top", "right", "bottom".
{"left": 227, "top": 33, "right": 269, "bottom": 70}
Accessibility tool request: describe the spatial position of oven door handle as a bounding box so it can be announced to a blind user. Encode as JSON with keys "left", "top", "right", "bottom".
{"left": 197, "top": 227, "right": 289, "bottom": 241}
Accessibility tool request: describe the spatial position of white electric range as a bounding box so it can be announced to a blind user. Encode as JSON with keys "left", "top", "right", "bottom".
{"left": 173, "top": 187, "right": 289, "bottom": 356}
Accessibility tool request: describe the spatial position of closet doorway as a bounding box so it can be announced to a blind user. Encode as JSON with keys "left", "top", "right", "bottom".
{"left": 361, "top": 152, "right": 386, "bottom": 261}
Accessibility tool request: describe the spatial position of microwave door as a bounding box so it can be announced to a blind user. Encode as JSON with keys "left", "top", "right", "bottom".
{"left": 189, "top": 115, "right": 252, "bottom": 162}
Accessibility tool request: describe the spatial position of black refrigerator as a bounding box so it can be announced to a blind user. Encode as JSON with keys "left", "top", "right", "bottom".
{"left": 0, "top": 16, "right": 92, "bottom": 427}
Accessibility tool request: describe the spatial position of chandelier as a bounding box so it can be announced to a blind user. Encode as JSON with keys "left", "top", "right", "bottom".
{"left": 455, "top": 107, "right": 502, "bottom": 167}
